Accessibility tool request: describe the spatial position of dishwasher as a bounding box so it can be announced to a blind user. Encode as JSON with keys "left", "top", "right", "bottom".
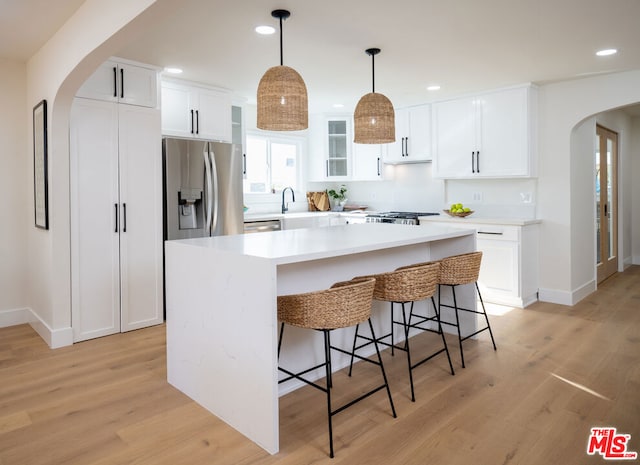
{"left": 243, "top": 219, "right": 282, "bottom": 234}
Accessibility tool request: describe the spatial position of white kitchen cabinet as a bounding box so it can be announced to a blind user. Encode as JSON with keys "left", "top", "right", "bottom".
{"left": 385, "top": 104, "right": 431, "bottom": 163}
{"left": 70, "top": 97, "right": 163, "bottom": 342}
{"left": 421, "top": 219, "right": 539, "bottom": 307}
{"left": 307, "top": 115, "right": 352, "bottom": 181}
{"left": 325, "top": 118, "right": 351, "bottom": 177}
{"left": 76, "top": 58, "right": 158, "bottom": 108}
{"left": 432, "top": 85, "right": 537, "bottom": 178}
{"left": 161, "top": 79, "right": 232, "bottom": 142}
{"left": 352, "top": 143, "right": 384, "bottom": 180}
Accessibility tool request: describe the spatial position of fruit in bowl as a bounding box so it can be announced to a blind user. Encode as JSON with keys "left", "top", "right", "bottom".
{"left": 444, "top": 203, "right": 473, "bottom": 217}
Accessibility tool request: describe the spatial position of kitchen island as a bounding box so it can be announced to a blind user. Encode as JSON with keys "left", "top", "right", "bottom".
{"left": 165, "top": 223, "right": 476, "bottom": 454}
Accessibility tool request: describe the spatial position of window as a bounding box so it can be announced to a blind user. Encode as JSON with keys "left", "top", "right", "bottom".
{"left": 244, "top": 134, "right": 301, "bottom": 194}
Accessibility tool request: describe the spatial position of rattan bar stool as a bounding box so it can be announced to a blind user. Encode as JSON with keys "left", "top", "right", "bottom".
{"left": 277, "top": 277, "right": 396, "bottom": 459}
{"left": 437, "top": 251, "right": 497, "bottom": 368}
{"left": 348, "top": 262, "right": 455, "bottom": 402}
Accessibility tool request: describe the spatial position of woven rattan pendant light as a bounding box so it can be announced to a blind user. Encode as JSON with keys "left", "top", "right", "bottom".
{"left": 354, "top": 48, "right": 395, "bottom": 144}
{"left": 257, "top": 9, "right": 308, "bottom": 131}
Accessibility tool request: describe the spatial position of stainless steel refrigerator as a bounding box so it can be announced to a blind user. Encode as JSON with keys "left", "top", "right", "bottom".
{"left": 162, "top": 138, "right": 244, "bottom": 240}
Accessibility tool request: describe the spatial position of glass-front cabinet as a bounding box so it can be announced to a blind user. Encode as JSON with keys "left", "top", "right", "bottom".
{"left": 326, "top": 119, "right": 349, "bottom": 177}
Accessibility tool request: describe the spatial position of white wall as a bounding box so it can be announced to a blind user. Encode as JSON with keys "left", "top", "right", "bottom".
{"left": 569, "top": 117, "right": 597, "bottom": 297}
{"left": 23, "top": 0, "right": 178, "bottom": 346}
{"left": 632, "top": 117, "right": 640, "bottom": 264}
{"left": 0, "top": 58, "right": 28, "bottom": 324}
{"left": 538, "top": 70, "right": 640, "bottom": 305}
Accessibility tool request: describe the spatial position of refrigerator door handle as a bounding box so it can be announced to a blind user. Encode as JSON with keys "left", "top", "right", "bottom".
{"left": 209, "top": 149, "right": 220, "bottom": 235}
{"left": 204, "top": 147, "right": 213, "bottom": 234}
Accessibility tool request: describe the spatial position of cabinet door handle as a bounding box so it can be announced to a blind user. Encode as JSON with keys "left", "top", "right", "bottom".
{"left": 478, "top": 231, "right": 503, "bottom": 235}
{"left": 112, "top": 67, "right": 117, "bottom": 98}
{"left": 122, "top": 203, "right": 127, "bottom": 232}
{"left": 114, "top": 203, "right": 118, "bottom": 232}
{"left": 471, "top": 151, "right": 476, "bottom": 173}
{"left": 242, "top": 153, "right": 247, "bottom": 175}
{"left": 120, "top": 68, "right": 124, "bottom": 99}
{"left": 405, "top": 137, "right": 409, "bottom": 157}
{"left": 377, "top": 157, "right": 381, "bottom": 176}
{"left": 190, "top": 110, "right": 195, "bottom": 134}
{"left": 326, "top": 160, "right": 329, "bottom": 177}
{"left": 476, "top": 150, "right": 480, "bottom": 173}
{"left": 195, "top": 110, "right": 199, "bottom": 134}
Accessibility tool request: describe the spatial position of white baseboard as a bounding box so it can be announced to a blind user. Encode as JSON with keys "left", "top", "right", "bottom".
{"left": 538, "top": 279, "right": 596, "bottom": 306}
{"left": 0, "top": 307, "right": 30, "bottom": 327}
{"left": 27, "top": 311, "right": 73, "bottom": 349}
{"left": 0, "top": 307, "right": 73, "bottom": 349}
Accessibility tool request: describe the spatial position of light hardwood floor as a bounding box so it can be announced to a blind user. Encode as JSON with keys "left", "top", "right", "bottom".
{"left": 1, "top": 266, "right": 639, "bottom": 464}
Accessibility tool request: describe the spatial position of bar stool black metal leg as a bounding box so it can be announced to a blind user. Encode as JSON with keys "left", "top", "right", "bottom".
{"left": 323, "top": 330, "right": 335, "bottom": 458}
{"left": 348, "top": 323, "right": 360, "bottom": 377}
{"left": 476, "top": 283, "right": 497, "bottom": 350}
{"left": 433, "top": 296, "right": 455, "bottom": 375}
{"left": 451, "top": 285, "right": 465, "bottom": 368}
{"left": 277, "top": 322, "right": 285, "bottom": 360}
{"left": 390, "top": 302, "right": 395, "bottom": 356}
{"left": 368, "top": 318, "right": 397, "bottom": 418}
{"left": 400, "top": 302, "right": 416, "bottom": 402}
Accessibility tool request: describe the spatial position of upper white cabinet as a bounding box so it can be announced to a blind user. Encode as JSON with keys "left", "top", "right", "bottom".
{"left": 432, "top": 85, "right": 537, "bottom": 178}
{"left": 307, "top": 114, "right": 386, "bottom": 181}
{"left": 161, "top": 79, "right": 232, "bottom": 142}
{"left": 326, "top": 118, "right": 351, "bottom": 177}
{"left": 307, "top": 115, "right": 351, "bottom": 181}
{"left": 352, "top": 143, "right": 384, "bottom": 180}
{"left": 385, "top": 104, "right": 431, "bottom": 163}
{"left": 76, "top": 58, "right": 158, "bottom": 108}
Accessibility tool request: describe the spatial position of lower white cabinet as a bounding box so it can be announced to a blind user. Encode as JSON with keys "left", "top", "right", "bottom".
{"left": 422, "top": 220, "right": 539, "bottom": 307}
{"left": 70, "top": 98, "right": 163, "bottom": 342}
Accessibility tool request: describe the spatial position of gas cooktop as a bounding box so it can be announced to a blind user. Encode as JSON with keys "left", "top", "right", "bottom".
{"left": 365, "top": 211, "right": 440, "bottom": 225}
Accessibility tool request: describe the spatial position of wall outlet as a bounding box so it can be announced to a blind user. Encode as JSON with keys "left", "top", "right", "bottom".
{"left": 472, "top": 192, "right": 483, "bottom": 202}
{"left": 520, "top": 192, "right": 532, "bottom": 203}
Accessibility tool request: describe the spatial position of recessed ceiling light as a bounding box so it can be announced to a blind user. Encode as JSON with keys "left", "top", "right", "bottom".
{"left": 255, "top": 25, "right": 276, "bottom": 35}
{"left": 596, "top": 49, "right": 617, "bottom": 56}
{"left": 427, "top": 85, "right": 441, "bottom": 91}
{"left": 333, "top": 103, "right": 344, "bottom": 108}
{"left": 164, "top": 67, "right": 183, "bottom": 74}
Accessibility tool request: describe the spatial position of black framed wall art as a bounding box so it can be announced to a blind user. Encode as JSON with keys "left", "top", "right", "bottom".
{"left": 33, "top": 99, "right": 49, "bottom": 229}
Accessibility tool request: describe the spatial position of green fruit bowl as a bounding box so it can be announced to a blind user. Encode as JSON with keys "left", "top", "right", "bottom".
{"left": 443, "top": 209, "right": 474, "bottom": 218}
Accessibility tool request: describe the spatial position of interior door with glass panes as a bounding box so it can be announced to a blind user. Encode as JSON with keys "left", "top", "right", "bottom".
{"left": 595, "top": 124, "right": 618, "bottom": 284}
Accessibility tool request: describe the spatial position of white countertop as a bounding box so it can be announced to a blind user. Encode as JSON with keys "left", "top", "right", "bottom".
{"left": 419, "top": 214, "right": 541, "bottom": 226}
{"left": 168, "top": 223, "right": 474, "bottom": 265}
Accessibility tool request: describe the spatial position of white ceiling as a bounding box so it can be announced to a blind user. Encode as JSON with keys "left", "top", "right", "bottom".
{"left": 5, "top": 0, "right": 640, "bottom": 115}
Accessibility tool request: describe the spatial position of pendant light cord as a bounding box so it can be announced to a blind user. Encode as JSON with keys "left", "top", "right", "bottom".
{"left": 279, "top": 16, "right": 284, "bottom": 66}
{"left": 371, "top": 53, "right": 375, "bottom": 93}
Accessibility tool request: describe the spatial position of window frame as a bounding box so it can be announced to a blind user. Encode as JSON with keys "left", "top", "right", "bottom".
{"left": 243, "top": 131, "right": 305, "bottom": 198}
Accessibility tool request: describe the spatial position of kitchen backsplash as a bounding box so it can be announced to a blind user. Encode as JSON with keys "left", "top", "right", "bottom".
{"left": 245, "top": 160, "right": 537, "bottom": 219}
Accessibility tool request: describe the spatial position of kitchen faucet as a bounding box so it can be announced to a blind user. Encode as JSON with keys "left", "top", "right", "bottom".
{"left": 282, "top": 187, "right": 295, "bottom": 214}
